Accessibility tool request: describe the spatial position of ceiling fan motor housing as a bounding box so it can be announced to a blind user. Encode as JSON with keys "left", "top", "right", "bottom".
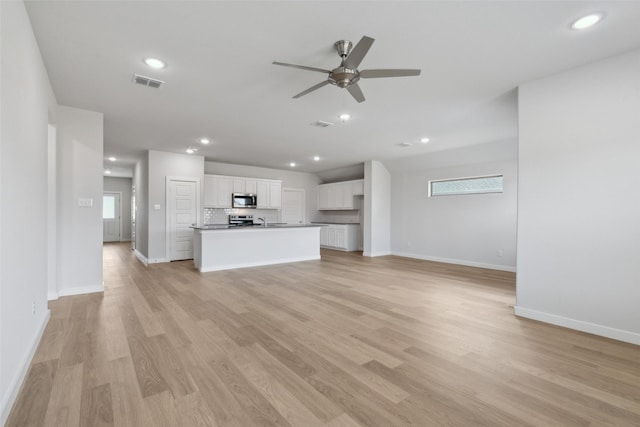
{"left": 329, "top": 67, "right": 360, "bottom": 88}
{"left": 334, "top": 40, "right": 353, "bottom": 58}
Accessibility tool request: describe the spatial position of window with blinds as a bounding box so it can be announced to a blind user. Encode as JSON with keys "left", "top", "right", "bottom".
{"left": 429, "top": 175, "right": 503, "bottom": 197}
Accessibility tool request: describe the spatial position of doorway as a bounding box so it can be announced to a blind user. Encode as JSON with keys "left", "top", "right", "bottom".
{"left": 166, "top": 177, "right": 200, "bottom": 261}
{"left": 281, "top": 188, "right": 305, "bottom": 224}
{"left": 103, "top": 192, "right": 122, "bottom": 242}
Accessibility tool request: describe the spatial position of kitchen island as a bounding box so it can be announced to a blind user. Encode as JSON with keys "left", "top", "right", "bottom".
{"left": 192, "top": 224, "right": 321, "bottom": 272}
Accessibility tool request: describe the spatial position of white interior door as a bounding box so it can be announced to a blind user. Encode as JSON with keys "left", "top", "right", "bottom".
{"left": 169, "top": 180, "right": 197, "bottom": 260}
{"left": 281, "top": 188, "right": 305, "bottom": 224}
{"left": 103, "top": 192, "right": 121, "bottom": 242}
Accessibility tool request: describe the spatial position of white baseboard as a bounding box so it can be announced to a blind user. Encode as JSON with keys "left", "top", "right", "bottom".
{"left": 363, "top": 251, "right": 392, "bottom": 257}
{"left": 514, "top": 306, "right": 640, "bottom": 346}
{"left": 1, "top": 309, "right": 51, "bottom": 426}
{"left": 133, "top": 249, "right": 148, "bottom": 266}
{"left": 47, "top": 291, "right": 59, "bottom": 301}
{"left": 147, "top": 258, "right": 170, "bottom": 264}
{"left": 58, "top": 284, "right": 104, "bottom": 297}
{"left": 392, "top": 251, "right": 516, "bottom": 272}
{"left": 198, "top": 255, "right": 321, "bottom": 273}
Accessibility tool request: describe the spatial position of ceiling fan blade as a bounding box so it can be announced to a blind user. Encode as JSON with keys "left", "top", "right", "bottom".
{"left": 293, "top": 80, "right": 331, "bottom": 99}
{"left": 344, "top": 36, "right": 374, "bottom": 69}
{"left": 347, "top": 83, "right": 366, "bottom": 103}
{"left": 272, "top": 61, "right": 330, "bottom": 74}
{"left": 360, "top": 69, "right": 422, "bottom": 78}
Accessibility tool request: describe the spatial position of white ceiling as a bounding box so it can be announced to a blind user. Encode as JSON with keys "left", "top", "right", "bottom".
{"left": 24, "top": 1, "right": 640, "bottom": 174}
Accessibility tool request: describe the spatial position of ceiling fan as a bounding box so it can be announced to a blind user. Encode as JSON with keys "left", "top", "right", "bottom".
{"left": 273, "top": 36, "right": 421, "bottom": 103}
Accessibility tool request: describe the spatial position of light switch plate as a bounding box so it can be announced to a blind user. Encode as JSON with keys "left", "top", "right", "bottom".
{"left": 78, "top": 198, "right": 93, "bottom": 207}
{"left": 154, "top": 204, "right": 161, "bottom": 210}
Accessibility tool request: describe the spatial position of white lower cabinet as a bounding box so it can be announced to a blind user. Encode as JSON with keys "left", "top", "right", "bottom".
{"left": 317, "top": 224, "right": 358, "bottom": 251}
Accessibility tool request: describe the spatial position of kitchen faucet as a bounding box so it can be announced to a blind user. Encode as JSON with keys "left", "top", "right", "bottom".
{"left": 257, "top": 217, "right": 267, "bottom": 227}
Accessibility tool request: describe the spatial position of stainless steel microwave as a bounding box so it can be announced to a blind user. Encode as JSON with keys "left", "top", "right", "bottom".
{"left": 232, "top": 193, "right": 257, "bottom": 209}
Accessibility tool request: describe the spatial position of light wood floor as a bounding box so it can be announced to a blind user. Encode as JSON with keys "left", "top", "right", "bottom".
{"left": 7, "top": 243, "right": 640, "bottom": 426}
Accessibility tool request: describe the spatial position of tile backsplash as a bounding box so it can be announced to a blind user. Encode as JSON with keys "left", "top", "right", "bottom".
{"left": 203, "top": 208, "right": 280, "bottom": 224}
{"left": 314, "top": 210, "right": 361, "bottom": 224}
{"left": 204, "top": 195, "right": 363, "bottom": 225}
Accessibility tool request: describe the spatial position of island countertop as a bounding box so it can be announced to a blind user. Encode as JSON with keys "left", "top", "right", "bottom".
{"left": 191, "top": 223, "right": 321, "bottom": 230}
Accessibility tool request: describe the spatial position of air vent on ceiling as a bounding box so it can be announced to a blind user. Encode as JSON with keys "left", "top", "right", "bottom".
{"left": 133, "top": 73, "right": 164, "bottom": 89}
{"left": 312, "top": 120, "right": 334, "bottom": 128}
{"left": 397, "top": 142, "right": 413, "bottom": 147}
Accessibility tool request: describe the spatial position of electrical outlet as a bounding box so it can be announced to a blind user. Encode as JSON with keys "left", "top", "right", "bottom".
{"left": 32, "top": 301, "right": 36, "bottom": 315}
{"left": 497, "top": 249, "right": 503, "bottom": 258}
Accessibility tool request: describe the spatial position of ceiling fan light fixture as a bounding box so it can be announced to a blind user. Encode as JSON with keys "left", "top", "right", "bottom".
{"left": 144, "top": 57, "right": 166, "bottom": 69}
{"left": 273, "top": 35, "right": 421, "bottom": 104}
{"left": 571, "top": 12, "right": 604, "bottom": 30}
{"left": 420, "top": 137, "right": 430, "bottom": 144}
{"left": 339, "top": 113, "right": 351, "bottom": 121}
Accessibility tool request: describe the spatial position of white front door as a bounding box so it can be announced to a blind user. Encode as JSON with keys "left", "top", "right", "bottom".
{"left": 281, "top": 188, "right": 305, "bottom": 224}
{"left": 103, "top": 192, "right": 121, "bottom": 242}
{"left": 169, "top": 180, "right": 197, "bottom": 260}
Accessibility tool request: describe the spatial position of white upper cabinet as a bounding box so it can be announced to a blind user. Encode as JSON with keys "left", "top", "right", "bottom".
{"left": 245, "top": 179, "right": 258, "bottom": 194}
{"left": 204, "top": 175, "right": 216, "bottom": 207}
{"left": 317, "top": 179, "right": 363, "bottom": 210}
{"left": 256, "top": 180, "right": 269, "bottom": 208}
{"left": 269, "top": 181, "right": 282, "bottom": 209}
{"left": 214, "top": 176, "right": 232, "bottom": 208}
{"left": 204, "top": 174, "right": 281, "bottom": 209}
{"left": 352, "top": 180, "right": 364, "bottom": 196}
{"left": 233, "top": 178, "right": 245, "bottom": 194}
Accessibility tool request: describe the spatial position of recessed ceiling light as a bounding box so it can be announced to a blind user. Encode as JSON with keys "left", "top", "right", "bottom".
{"left": 186, "top": 148, "right": 195, "bottom": 154}
{"left": 108, "top": 156, "right": 117, "bottom": 161}
{"left": 104, "top": 169, "right": 112, "bottom": 174}
{"left": 289, "top": 162, "right": 296, "bottom": 167}
{"left": 144, "top": 57, "right": 166, "bottom": 69}
{"left": 339, "top": 113, "right": 351, "bottom": 121}
{"left": 199, "top": 138, "right": 211, "bottom": 145}
{"left": 420, "top": 137, "right": 430, "bottom": 144}
{"left": 571, "top": 13, "right": 604, "bottom": 30}
{"left": 313, "top": 156, "right": 320, "bottom": 161}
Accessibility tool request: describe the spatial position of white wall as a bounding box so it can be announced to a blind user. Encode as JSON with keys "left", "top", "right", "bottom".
{"left": 0, "top": 1, "right": 57, "bottom": 423}
{"left": 148, "top": 150, "right": 204, "bottom": 262}
{"left": 56, "top": 106, "right": 104, "bottom": 297}
{"left": 363, "top": 160, "right": 391, "bottom": 256}
{"left": 47, "top": 125, "right": 57, "bottom": 299}
{"left": 388, "top": 151, "right": 517, "bottom": 271}
{"left": 205, "top": 161, "right": 322, "bottom": 222}
{"left": 516, "top": 49, "right": 640, "bottom": 345}
{"left": 103, "top": 176, "right": 132, "bottom": 241}
{"left": 133, "top": 156, "right": 149, "bottom": 258}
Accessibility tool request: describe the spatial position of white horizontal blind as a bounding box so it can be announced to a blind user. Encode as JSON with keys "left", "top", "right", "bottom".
{"left": 429, "top": 175, "right": 503, "bottom": 197}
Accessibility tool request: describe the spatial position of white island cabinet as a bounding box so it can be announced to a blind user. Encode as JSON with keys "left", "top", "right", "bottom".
{"left": 193, "top": 225, "right": 321, "bottom": 272}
